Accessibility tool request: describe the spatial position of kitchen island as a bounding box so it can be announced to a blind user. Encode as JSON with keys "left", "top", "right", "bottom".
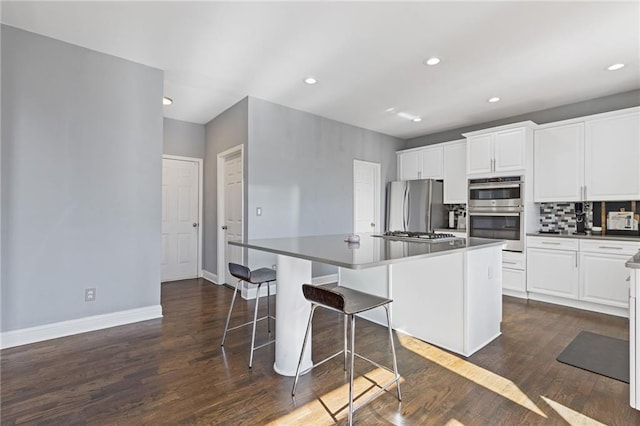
{"left": 230, "top": 234, "right": 504, "bottom": 376}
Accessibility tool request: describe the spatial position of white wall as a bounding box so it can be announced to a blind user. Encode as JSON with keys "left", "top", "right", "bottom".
{"left": 1, "top": 26, "right": 163, "bottom": 332}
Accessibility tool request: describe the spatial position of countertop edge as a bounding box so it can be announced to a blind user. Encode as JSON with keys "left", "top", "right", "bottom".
{"left": 626, "top": 251, "right": 640, "bottom": 269}
{"left": 230, "top": 237, "right": 504, "bottom": 270}
{"left": 527, "top": 232, "right": 640, "bottom": 242}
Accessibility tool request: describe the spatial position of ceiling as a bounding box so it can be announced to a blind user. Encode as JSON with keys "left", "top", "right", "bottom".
{"left": 2, "top": 1, "right": 639, "bottom": 139}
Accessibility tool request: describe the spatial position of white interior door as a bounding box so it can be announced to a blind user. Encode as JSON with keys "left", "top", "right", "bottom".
{"left": 223, "top": 151, "right": 244, "bottom": 285}
{"left": 161, "top": 158, "right": 200, "bottom": 282}
{"left": 353, "top": 160, "right": 381, "bottom": 234}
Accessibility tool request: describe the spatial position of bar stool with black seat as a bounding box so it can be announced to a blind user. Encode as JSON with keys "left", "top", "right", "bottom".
{"left": 291, "top": 283, "right": 402, "bottom": 425}
{"left": 221, "top": 262, "right": 277, "bottom": 368}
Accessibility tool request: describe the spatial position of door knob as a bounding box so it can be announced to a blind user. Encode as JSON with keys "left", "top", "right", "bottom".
{"left": 193, "top": 223, "right": 198, "bottom": 228}
{"left": 221, "top": 225, "right": 228, "bottom": 230}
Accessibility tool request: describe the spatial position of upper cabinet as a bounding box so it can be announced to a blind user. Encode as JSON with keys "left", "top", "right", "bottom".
{"left": 534, "top": 122, "right": 584, "bottom": 202}
{"left": 534, "top": 108, "right": 640, "bottom": 202}
{"left": 464, "top": 122, "right": 535, "bottom": 176}
{"left": 443, "top": 140, "right": 467, "bottom": 204}
{"left": 397, "top": 145, "right": 443, "bottom": 180}
{"left": 584, "top": 111, "right": 640, "bottom": 201}
{"left": 396, "top": 139, "right": 466, "bottom": 204}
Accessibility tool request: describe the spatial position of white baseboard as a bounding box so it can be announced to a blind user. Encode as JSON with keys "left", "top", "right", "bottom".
{"left": 0, "top": 305, "right": 163, "bottom": 349}
{"left": 202, "top": 269, "right": 219, "bottom": 284}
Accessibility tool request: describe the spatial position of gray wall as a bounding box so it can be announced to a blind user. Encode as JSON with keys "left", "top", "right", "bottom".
{"left": 163, "top": 117, "right": 205, "bottom": 158}
{"left": 247, "top": 98, "right": 404, "bottom": 276}
{"left": 203, "top": 98, "right": 249, "bottom": 274}
{"left": 1, "top": 26, "right": 163, "bottom": 331}
{"left": 406, "top": 89, "right": 640, "bottom": 148}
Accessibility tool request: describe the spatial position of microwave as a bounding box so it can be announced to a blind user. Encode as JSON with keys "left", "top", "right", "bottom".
{"left": 468, "top": 176, "right": 523, "bottom": 210}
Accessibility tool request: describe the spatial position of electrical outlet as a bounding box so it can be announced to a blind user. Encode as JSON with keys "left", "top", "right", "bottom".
{"left": 85, "top": 288, "right": 96, "bottom": 302}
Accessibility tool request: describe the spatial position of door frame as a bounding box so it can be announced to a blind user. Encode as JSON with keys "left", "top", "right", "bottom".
{"left": 217, "top": 144, "right": 245, "bottom": 285}
{"left": 162, "top": 154, "right": 204, "bottom": 279}
{"left": 353, "top": 159, "right": 382, "bottom": 233}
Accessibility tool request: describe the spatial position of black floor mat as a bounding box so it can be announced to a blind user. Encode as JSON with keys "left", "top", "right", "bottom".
{"left": 557, "top": 330, "right": 629, "bottom": 383}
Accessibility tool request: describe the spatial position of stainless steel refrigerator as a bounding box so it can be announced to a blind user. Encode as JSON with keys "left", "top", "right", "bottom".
{"left": 386, "top": 179, "right": 445, "bottom": 233}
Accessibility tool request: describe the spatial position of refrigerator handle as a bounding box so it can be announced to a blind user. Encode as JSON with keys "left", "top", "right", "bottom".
{"left": 403, "top": 185, "right": 409, "bottom": 231}
{"left": 426, "top": 181, "right": 433, "bottom": 233}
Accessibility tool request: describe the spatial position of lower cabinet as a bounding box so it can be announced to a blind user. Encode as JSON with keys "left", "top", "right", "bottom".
{"left": 502, "top": 250, "right": 526, "bottom": 297}
{"left": 526, "top": 236, "right": 639, "bottom": 317}
{"left": 527, "top": 247, "right": 579, "bottom": 298}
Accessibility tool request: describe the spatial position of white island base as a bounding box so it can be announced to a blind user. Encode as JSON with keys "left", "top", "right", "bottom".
{"left": 340, "top": 244, "right": 502, "bottom": 357}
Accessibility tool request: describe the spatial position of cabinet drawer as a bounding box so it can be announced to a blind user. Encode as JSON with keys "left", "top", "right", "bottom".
{"left": 527, "top": 237, "right": 579, "bottom": 251}
{"left": 580, "top": 239, "right": 640, "bottom": 255}
{"left": 503, "top": 268, "right": 525, "bottom": 292}
{"left": 503, "top": 251, "right": 524, "bottom": 270}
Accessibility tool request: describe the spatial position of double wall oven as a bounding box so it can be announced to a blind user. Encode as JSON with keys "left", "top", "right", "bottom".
{"left": 468, "top": 176, "right": 524, "bottom": 252}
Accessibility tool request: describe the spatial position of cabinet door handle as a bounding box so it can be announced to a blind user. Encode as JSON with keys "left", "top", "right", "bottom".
{"left": 627, "top": 276, "right": 632, "bottom": 282}
{"left": 575, "top": 253, "right": 578, "bottom": 268}
{"left": 503, "top": 261, "right": 517, "bottom": 265}
{"left": 541, "top": 241, "right": 561, "bottom": 245}
{"left": 598, "top": 246, "right": 623, "bottom": 250}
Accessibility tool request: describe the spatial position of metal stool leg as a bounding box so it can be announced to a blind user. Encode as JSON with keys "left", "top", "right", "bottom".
{"left": 267, "top": 281, "right": 271, "bottom": 333}
{"left": 249, "top": 283, "right": 262, "bottom": 368}
{"left": 221, "top": 279, "right": 242, "bottom": 346}
{"left": 343, "top": 314, "right": 348, "bottom": 371}
{"left": 348, "top": 314, "right": 356, "bottom": 426}
{"left": 292, "top": 304, "right": 317, "bottom": 396}
{"left": 385, "top": 305, "right": 402, "bottom": 401}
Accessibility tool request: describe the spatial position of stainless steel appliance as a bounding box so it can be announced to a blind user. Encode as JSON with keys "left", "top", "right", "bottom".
{"left": 469, "top": 176, "right": 523, "bottom": 209}
{"left": 468, "top": 176, "right": 524, "bottom": 252}
{"left": 385, "top": 179, "right": 446, "bottom": 234}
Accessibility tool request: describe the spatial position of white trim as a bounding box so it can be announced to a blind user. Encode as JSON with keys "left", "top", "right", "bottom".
{"left": 0, "top": 305, "right": 163, "bottom": 349}
{"left": 202, "top": 269, "right": 219, "bottom": 284}
{"left": 161, "top": 155, "right": 204, "bottom": 280}
{"left": 217, "top": 145, "right": 245, "bottom": 287}
{"left": 528, "top": 292, "right": 628, "bottom": 318}
{"left": 311, "top": 274, "right": 339, "bottom": 285}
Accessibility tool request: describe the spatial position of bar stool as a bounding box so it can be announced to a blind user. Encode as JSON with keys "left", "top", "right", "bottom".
{"left": 221, "top": 262, "right": 276, "bottom": 368}
{"left": 291, "top": 283, "right": 402, "bottom": 425}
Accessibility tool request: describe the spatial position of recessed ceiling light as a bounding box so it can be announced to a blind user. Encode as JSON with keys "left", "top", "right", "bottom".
{"left": 424, "top": 57, "right": 441, "bottom": 66}
{"left": 412, "top": 117, "right": 423, "bottom": 123}
{"left": 607, "top": 63, "right": 625, "bottom": 71}
{"left": 303, "top": 77, "right": 317, "bottom": 85}
{"left": 163, "top": 97, "right": 173, "bottom": 105}
{"left": 385, "top": 107, "right": 397, "bottom": 113}
{"left": 488, "top": 97, "right": 501, "bottom": 103}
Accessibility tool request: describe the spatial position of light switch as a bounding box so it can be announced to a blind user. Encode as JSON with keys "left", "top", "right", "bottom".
{"left": 256, "top": 207, "right": 262, "bottom": 216}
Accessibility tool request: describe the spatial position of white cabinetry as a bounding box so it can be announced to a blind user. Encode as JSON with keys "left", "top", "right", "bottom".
{"left": 527, "top": 236, "right": 639, "bottom": 316}
{"left": 533, "top": 108, "right": 640, "bottom": 202}
{"left": 502, "top": 251, "right": 526, "bottom": 297}
{"left": 534, "top": 122, "right": 584, "bottom": 202}
{"left": 443, "top": 140, "right": 467, "bottom": 204}
{"left": 579, "top": 240, "right": 638, "bottom": 308}
{"left": 527, "top": 238, "right": 579, "bottom": 298}
{"left": 585, "top": 111, "right": 640, "bottom": 201}
{"left": 464, "top": 122, "right": 535, "bottom": 176}
{"left": 397, "top": 145, "right": 443, "bottom": 180}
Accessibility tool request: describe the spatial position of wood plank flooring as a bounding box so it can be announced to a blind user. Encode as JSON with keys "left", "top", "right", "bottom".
{"left": 2, "top": 278, "right": 640, "bottom": 425}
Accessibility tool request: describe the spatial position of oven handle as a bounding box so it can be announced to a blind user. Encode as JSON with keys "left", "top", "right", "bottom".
{"left": 468, "top": 212, "right": 521, "bottom": 217}
{"left": 469, "top": 183, "right": 522, "bottom": 189}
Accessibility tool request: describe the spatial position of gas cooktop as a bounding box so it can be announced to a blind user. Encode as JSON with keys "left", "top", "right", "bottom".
{"left": 374, "top": 231, "right": 461, "bottom": 242}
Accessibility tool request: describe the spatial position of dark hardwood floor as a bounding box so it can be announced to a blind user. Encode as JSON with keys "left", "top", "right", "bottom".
{"left": 2, "top": 279, "right": 639, "bottom": 425}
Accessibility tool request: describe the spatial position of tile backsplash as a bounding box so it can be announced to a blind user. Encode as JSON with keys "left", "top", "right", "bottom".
{"left": 539, "top": 202, "right": 593, "bottom": 232}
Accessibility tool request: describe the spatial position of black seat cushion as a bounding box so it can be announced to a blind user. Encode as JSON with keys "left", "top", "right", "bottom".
{"left": 302, "top": 284, "right": 392, "bottom": 315}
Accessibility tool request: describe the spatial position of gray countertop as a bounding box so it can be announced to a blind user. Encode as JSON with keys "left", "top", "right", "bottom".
{"left": 230, "top": 233, "right": 504, "bottom": 270}
{"left": 527, "top": 232, "right": 640, "bottom": 242}
{"left": 626, "top": 251, "right": 640, "bottom": 269}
